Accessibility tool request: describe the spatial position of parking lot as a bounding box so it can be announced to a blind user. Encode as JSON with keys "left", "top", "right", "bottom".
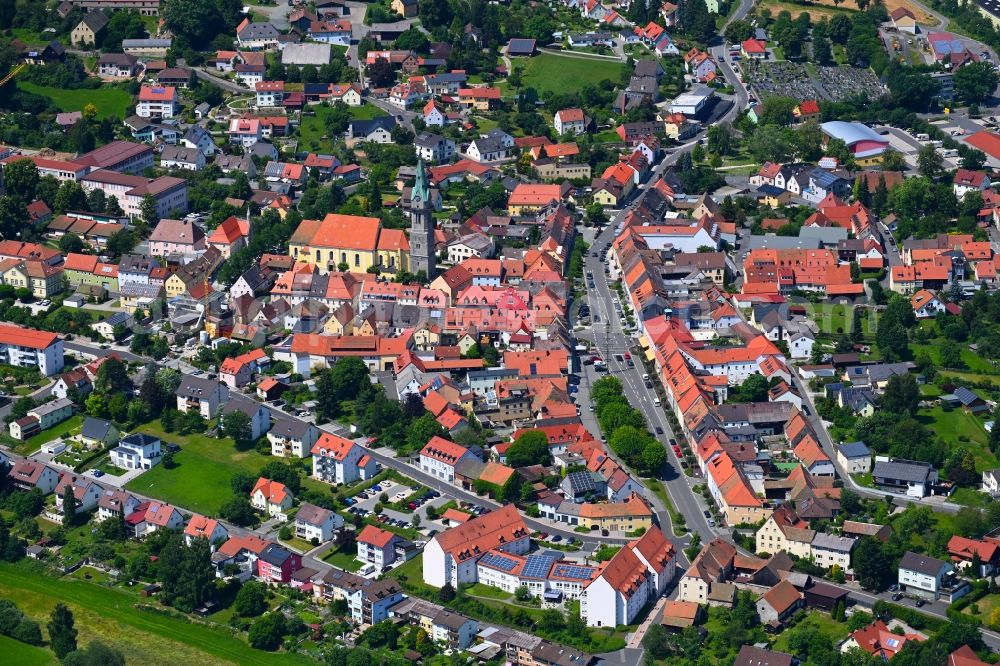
{"left": 345, "top": 479, "right": 454, "bottom": 533}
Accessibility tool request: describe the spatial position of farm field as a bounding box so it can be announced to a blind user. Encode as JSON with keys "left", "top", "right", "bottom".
{"left": 17, "top": 82, "right": 131, "bottom": 120}
{"left": 0, "top": 635, "right": 56, "bottom": 666}
{"left": 0, "top": 562, "right": 312, "bottom": 666}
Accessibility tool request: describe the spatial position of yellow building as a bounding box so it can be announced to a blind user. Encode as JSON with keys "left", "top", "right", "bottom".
{"left": 576, "top": 495, "right": 653, "bottom": 533}
{"left": 289, "top": 214, "right": 409, "bottom": 274}
{"left": 1, "top": 261, "right": 64, "bottom": 299}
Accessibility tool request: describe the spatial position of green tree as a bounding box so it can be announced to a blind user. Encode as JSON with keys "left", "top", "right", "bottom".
{"left": 641, "top": 441, "right": 667, "bottom": 474}
{"left": 853, "top": 536, "right": 891, "bottom": 591}
{"left": 917, "top": 143, "right": 944, "bottom": 180}
{"left": 54, "top": 181, "right": 87, "bottom": 214}
{"left": 219, "top": 497, "right": 257, "bottom": 527}
{"left": 233, "top": 581, "right": 268, "bottom": 617}
{"left": 162, "top": 0, "right": 225, "bottom": 46}
{"left": 954, "top": 61, "right": 1000, "bottom": 105}
{"left": 58, "top": 233, "right": 85, "bottom": 254}
{"left": 221, "top": 409, "right": 254, "bottom": 449}
{"left": 506, "top": 430, "right": 552, "bottom": 468}
{"left": 940, "top": 339, "right": 964, "bottom": 369}
{"left": 406, "top": 412, "right": 448, "bottom": 453}
{"left": 61, "top": 484, "right": 76, "bottom": 527}
{"left": 248, "top": 612, "right": 286, "bottom": 650}
{"left": 139, "top": 194, "right": 159, "bottom": 225}
{"left": 2, "top": 158, "right": 38, "bottom": 203}
{"left": 880, "top": 373, "right": 919, "bottom": 415}
{"left": 945, "top": 447, "right": 978, "bottom": 486}
{"left": 47, "top": 603, "right": 78, "bottom": 658}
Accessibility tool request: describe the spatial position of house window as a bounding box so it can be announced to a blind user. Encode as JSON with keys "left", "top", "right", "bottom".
{"left": 355, "top": 254, "right": 360, "bottom": 267}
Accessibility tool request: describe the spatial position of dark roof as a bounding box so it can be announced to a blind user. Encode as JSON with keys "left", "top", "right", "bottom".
{"left": 507, "top": 38, "right": 537, "bottom": 54}
{"left": 872, "top": 458, "right": 933, "bottom": 483}
{"left": 733, "top": 645, "right": 793, "bottom": 666}
{"left": 349, "top": 115, "right": 397, "bottom": 137}
{"left": 81, "top": 417, "right": 114, "bottom": 441}
{"left": 899, "top": 550, "right": 949, "bottom": 576}
{"left": 838, "top": 441, "right": 871, "bottom": 459}
{"left": 80, "top": 11, "right": 109, "bottom": 32}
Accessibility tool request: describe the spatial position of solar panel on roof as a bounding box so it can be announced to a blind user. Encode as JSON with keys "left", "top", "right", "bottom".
{"left": 553, "top": 564, "right": 595, "bottom": 579}
{"left": 480, "top": 552, "right": 518, "bottom": 572}
{"left": 521, "top": 555, "right": 556, "bottom": 579}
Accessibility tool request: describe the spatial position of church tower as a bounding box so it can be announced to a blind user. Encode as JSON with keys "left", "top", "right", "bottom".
{"left": 409, "top": 159, "right": 435, "bottom": 280}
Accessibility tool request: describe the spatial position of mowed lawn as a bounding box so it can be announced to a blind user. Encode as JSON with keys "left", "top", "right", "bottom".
{"left": 0, "top": 562, "right": 313, "bottom": 666}
{"left": 772, "top": 612, "right": 849, "bottom": 653}
{"left": 0, "top": 635, "right": 56, "bottom": 666}
{"left": 125, "top": 422, "right": 272, "bottom": 515}
{"left": 918, "top": 405, "right": 998, "bottom": 472}
{"left": 17, "top": 81, "right": 132, "bottom": 120}
{"left": 519, "top": 53, "right": 626, "bottom": 95}
{"left": 298, "top": 103, "right": 387, "bottom": 153}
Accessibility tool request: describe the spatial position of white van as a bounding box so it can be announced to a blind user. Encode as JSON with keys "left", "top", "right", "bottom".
{"left": 653, "top": 398, "right": 661, "bottom": 407}
{"left": 359, "top": 564, "right": 376, "bottom": 576}
{"left": 642, "top": 373, "right": 649, "bottom": 381}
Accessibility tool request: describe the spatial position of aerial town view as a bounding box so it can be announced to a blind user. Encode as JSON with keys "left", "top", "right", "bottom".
{"left": 7, "top": 0, "right": 1000, "bottom": 664}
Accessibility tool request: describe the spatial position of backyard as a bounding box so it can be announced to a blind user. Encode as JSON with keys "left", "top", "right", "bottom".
{"left": 321, "top": 547, "right": 362, "bottom": 572}
{"left": 8, "top": 414, "right": 85, "bottom": 456}
{"left": 771, "top": 611, "right": 850, "bottom": 653}
{"left": 518, "top": 53, "right": 626, "bottom": 96}
{"left": 918, "top": 405, "right": 997, "bottom": 472}
{"left": 0, "top": 561, "right": 313, "bottom": 666}
{"left": 298, "top": 103, "right": 388, "bottom": 153}
{"left": 16, "top": 81, "right": 132, "bottom": 120}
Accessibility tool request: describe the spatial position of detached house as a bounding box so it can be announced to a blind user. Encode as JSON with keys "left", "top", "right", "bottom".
{"left": 251, "top": 477, "right": 294, "bottom": 518}
{"left": 755, "top": 579, "right": 802, "bottom": 626}
{"left": 184, "top": 515, "right": 229, "bottom": 547}
{"left": 294, "top": 502, "right": 343, "bottom": 542}
{"left": 420, "top": 436, "right": 477, "bottom": 482}
{"left": 357, "top": 524, "right": 403, "bottom": 568}
{"left": 126, "top": 501, "right": 184, "bottom": 538}
{"left": 136, "top": 85, "right": 179, "bottom": 119}
{"left": 554, "top": 109, "right": 586, "bottom": 136}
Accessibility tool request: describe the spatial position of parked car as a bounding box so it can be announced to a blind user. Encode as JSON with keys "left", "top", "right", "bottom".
{"left": 655, "top": 426, "right": 664, "bottom": 435}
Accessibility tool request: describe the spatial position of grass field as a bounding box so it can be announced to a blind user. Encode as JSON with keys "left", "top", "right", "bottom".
{"left": 298, "top": 103, "right": 388, "bottom": 153}
{"left": 17, "top": 82, "right": 132, "bottom": 120}
{"left": 520, "top": 53, "right": 626, "bottom": 96}
{"left": 910, "top": 342, "right": 997, "bottom": 374}
{"left": 321, "top": 548, "right": 362, "bottom": 572}
{"left": 124, "top": 421, "right": 307, "bottom": 516}
{"left": 0, "top": 635, "right": 56, "bottom": 666}
{"left": 918, "top": 405, "right": 997, "bottom": 472}
{"left": 0, "top": 561, "right": 313, "bottom": 666}
{"left": 772, "top": 612, "right": 849, "bottom": 653}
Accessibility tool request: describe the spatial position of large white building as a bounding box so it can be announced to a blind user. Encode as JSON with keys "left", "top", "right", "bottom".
{"left": 110, "top": 433, "right": 162, "bottom": 470}
{"left": 311, "top": 433, "right": 378, "bottom": 484}
{"left": 136, "top": 85, "right": 179, "bottom": 119}
{"left": 419, "top": 436, "right": 477, "bottom": 483}
{"left": 423, "top": 504, "right": 531, "bottom": 588}
{"left": 580, "top": 528, "right": 676, "bottom": 627}
{"left": 0, "top": 324, "right": 63, "bottom": 376}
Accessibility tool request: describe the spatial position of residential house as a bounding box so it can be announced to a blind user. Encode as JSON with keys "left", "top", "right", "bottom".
{"left": 110, "top": 433, "right": 162, "bottom": 470}
{"left": 269, "top": 418, "right": 319, "bottom": 458}
{"left": 251, "top": 477, "right": 294, "bottom": 518}
{"left": 311, "top": 432, "right": 378, "bottom": 484}
{"left": 184, "top": 515, "right": 229, "bottom": 547}
{"left": 755, "top": 579, "right": 802, "bottom": 626}
{"left": 294, "top": 503, "right": 343, "bottom": 542}
{"left": 176, "top": 375, "right": 229, "bottom": 419}
{"left": 898, "top": 550, "right": 969, "bottom": 602}
{"left": 836, "top": 441, "right": 871, "bottom": 474}
{"left": 872, "top": 458, "right": 938, "bottom": 497}
{"left": 357, "top": 524, "right": 402, "bottom": 568}
{"left": 420, "top": 436, "right": 477, "bottom": 482}
{"left": 126, "top": 501, "right": 184, "bottom": 538}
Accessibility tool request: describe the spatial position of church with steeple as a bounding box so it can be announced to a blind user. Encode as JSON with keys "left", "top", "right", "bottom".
{"left": 407, "top": 159, "right": 436, "bottom": 280}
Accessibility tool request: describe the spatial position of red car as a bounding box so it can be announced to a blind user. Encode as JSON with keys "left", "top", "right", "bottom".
{"left": 673, "top": 446, "right": 682, "bottom": 456}
{"left": 624, "top": 353, "right": 631, "bottom": 360}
